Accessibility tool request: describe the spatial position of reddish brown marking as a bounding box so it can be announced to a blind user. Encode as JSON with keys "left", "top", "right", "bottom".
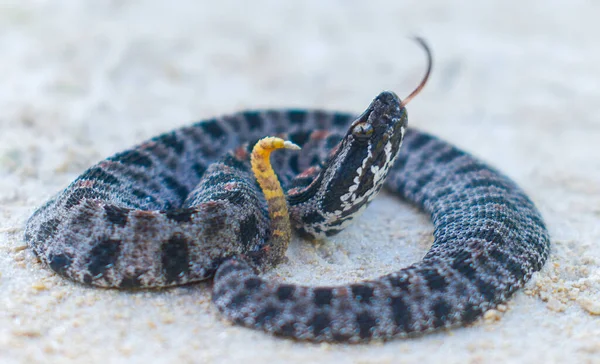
{"left": 311, "top": 130, "right": 331, "bottom": 140}
{"left": 132, "top": 210, "right": 159, "bottom": 219}
{"left": 334, "top": 286, "right": 349, "bottom": 296}
{"left": 328, "top": 145, "right": 340, "bottom": 158}
{"left": 139, "top": 141, "right": 158, "bottom": 150}
{"left": 235, "top": 147, "right": 249, "bottom": 160}
{"left": 297, "top": 166, "right": 319, "bottom": 178}
{"left": 287, "top": 187, "right": 302, "bottom": 195}
{"left": 76, "top": 180, "right": 95, "bottom": 188}
{"left": 99, "top": 160, "right": 126, "bottom": 171}
{"left": 223, "top": 182, "right": 237, "bottom": 191}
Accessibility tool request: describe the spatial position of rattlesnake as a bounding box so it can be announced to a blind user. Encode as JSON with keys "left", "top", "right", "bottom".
{"left": 24, "top": 39, "right": 550, "bottom": 342}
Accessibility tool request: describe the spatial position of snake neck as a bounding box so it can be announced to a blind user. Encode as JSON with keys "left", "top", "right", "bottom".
{"left": 250, "top": 136, "right": 300, "bottom": 268}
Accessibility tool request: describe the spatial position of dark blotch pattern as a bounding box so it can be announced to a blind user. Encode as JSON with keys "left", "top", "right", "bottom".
{"left": 300, "top": 211, "right": 325, "bottom": 225}
{"left": 119, "top": 274, "right": 142, "bottom": 288}
{"left": 356, "top": 311, "right": 377, "bottom": 339}
{"left": 254, "top": 305, "right": 280, "bottom": 325}
{"left": 157, "top": 132, "right": 185, "bottom": 155}
{"left": 109, "top": 149, "right": 153, "bottom": 168}
{"left": 461, "top": 304, "right": 483, "bottom": 324}
{"left": 87, "top": 238, "right": 122, "bottom": 278}
{"left": 326, "top": 135, "right": 340, "bottom": 149}
{"left": 313, "top": 288, "right": 333, "bottom": 306}
{"left": 36, "top": 218, "right": 61, "bottom": 243}
{"left": 230, "top": 293, "right": 250, "bottom": 308}
{"left": 165, "top": 208, "right": 196, "bottom": 223}
{"left": 451, "top": 254, "right": 478, "bottom": 281}
{"left": 244, "top": 277, "right": 262, "bottom": 291}
{"left": 432, "top": 300, "right": 452, "bottom": 328}
{"left": 276, "top": 285, "right": 295, "bottom": 301}
{"left": 464, "top": 179, "right": 511, "bottom": 191}
{"left": 421, "top": 268, "right": 449, "bottom": 292}
{"left": 454, "top": 164, "right": 484, "bottom": 175}
{"left": 288, "top": 154, "right": 300, "bottom": 174}
{"left": 411, "top": 171, "right": 436, "bottom": 193}
{"left": 332, "top": 113, "right": 351, "bottom": 126}
{"left": 162, "top": 175, "right": 189, "bottom": 202}
{"left": 279, "top": 322, "right": 296, "bottom": 337}
{"left": 351, "top": 285, "right": 375, "bottom": 303}
{"left": 289, "top": 131, "right": 311, "bottom": 147}
{"left": 475, "top": 279, "right": 498, "bottom": 302}
{"left": 287, "top": 110, "right": 307, "bottom": 125}
{"left": 388, "top": 275, "right": 411, "bottom": 292}
{"left": 435, "top": 149, "right": 463, "bottom": 164}
{"left": 310, "top": 313, "right": 331, "bottom": 337}
{"left": 192, "top": 162, "right": 207, "bottom": 178}
{"left": 222, "top": 153, "right": 250, "bottom": 172}
{"left": 104, "top": 204, "right": 129, "bottom": 227}
{"left": 161, "top": 234, "right": 190, "bottom": 283}
{"left": 390, "top": 296, "right": 411, "bottom": 332}
{"left": 81, "top": 167, "right": 120, "bottom": 186}
{"left": 238, "top": 214, "right": 260, "bottom": 247}
{"left": 48, "top": 253, "right": 72, "bottom": 275}
{"left": 243, "top": 111, "right": 263, "bottom": 131}
{"left": 200, "top": 119, "right": 226, "bottom": 139}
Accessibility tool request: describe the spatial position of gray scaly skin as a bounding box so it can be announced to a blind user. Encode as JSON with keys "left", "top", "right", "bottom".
{"left": 24, "top": 93, "right": 405, "bottom": 288}
{"left": 213, "top": 127, "right": 550, "bottom": 342}
{"left": 24, "top": 43, "right": 550, "bottom": 342}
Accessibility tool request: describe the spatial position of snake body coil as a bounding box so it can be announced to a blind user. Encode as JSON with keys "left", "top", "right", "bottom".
{"left": 24, "top": 42, "right": 550, "bottom": 342}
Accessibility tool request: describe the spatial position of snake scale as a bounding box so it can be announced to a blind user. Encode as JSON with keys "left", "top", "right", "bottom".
{"left": 24, "top": 39, "right": 550, "bottom": 343}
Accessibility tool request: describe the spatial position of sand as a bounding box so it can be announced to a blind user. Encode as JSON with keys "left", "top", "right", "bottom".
{"left": 0, "top": 1, "right": 599, "bottom": 363}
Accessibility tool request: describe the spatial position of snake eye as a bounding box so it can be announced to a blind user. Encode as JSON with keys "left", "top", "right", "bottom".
{"left": 351, "top": 122, "right": 374, "bottom": 140}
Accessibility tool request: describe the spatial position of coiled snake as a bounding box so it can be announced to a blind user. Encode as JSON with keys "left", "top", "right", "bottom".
{"left": 24, "top": 39, "right": 550, "bottom": 343}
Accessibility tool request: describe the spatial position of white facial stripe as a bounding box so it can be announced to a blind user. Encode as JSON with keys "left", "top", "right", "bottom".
{"left": 339, "top": 143, "right": 373, "bottom": 206}
{"left": 307, "top": 125, "right": 406, "bottom": 238}
{"left": 370, "top": 139, "right": 393, "bottom": 186}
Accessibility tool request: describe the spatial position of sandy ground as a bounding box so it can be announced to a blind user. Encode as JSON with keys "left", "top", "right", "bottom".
{"left": 1, "top": 1, "right": 599, "bottom": 363}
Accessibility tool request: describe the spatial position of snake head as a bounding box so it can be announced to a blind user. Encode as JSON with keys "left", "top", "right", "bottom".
{"left": 328, "top": 90, "right": 407, "bottom": 209}
{"left": 289, "top": 91, "right": 408, "bottom": 239}
{"left": 350, "top": 90, "right": 407, "bottom": 146}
